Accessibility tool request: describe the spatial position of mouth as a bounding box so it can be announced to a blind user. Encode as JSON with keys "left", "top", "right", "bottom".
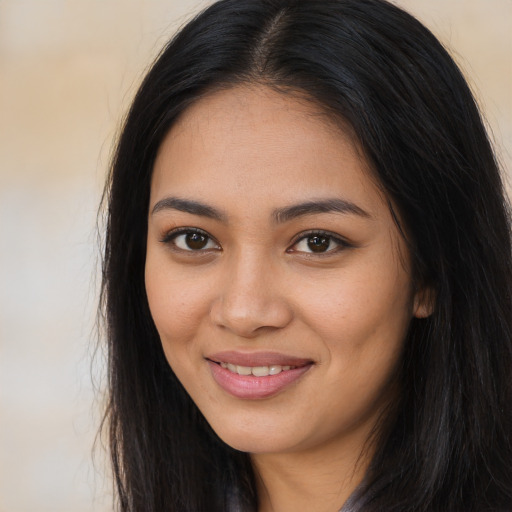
{"left": 217, "top": 362, "right": 297, "bottom": 377}
{"left": 206, "top": 351, "right": 313, "bottom": 399}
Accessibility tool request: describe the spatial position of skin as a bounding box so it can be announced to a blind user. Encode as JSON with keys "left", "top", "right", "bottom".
{"left": 145, "top": 85, "right": 430, "bottom": 512}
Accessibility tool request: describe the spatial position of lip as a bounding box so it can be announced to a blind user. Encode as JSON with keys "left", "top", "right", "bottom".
{"left": 206, "top": 351, "right": 313, "bottom": 399}
{"left": 207, "top": 350, "right": 312, "bottom": 367}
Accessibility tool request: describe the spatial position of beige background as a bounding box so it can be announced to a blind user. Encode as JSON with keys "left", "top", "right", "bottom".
{"left": 0, "top": 1, "right": 510, "bottom": 511}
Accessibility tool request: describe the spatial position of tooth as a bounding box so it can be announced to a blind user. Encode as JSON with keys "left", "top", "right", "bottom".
{"left": 222, "top": 362, "right": 297, "bottom": 375}
{"left": 252, "top": 366, "right": 270, "bottom": 377}
{"left": 236, "top": 365, "right": 252, "bottom": 376}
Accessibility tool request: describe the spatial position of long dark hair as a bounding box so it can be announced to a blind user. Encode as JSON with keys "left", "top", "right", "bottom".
{"left": 100, "top": 0, "right": 512, "bottom": 510}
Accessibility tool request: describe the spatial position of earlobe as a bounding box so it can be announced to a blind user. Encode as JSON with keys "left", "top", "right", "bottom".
{"left": 413, "top": 286, "right": 435, "bottom": 318}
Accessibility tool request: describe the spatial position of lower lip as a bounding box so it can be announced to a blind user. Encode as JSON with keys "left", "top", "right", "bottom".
{"left": 208, "top": 361, "right": 312, "bottom": 399}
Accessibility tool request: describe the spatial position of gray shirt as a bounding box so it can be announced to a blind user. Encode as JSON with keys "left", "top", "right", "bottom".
{"left": 228, "top": 480, "right": 368, "bottom": 512}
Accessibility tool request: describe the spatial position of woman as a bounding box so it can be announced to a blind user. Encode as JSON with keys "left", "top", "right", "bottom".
{"left": 100, "top": 0, "right": 512, "bottom": 510}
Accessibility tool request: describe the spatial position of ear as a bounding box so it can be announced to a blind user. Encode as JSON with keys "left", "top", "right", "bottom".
{"left": 413, "top": 285, "right": 435, "bottom": 318}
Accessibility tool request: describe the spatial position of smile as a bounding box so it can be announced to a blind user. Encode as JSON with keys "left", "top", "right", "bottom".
{"left": 207, "top": 353, "right": 313, "bottom": 399}
{"left": 219, "top": 362, "right": 296, "bottom": 376}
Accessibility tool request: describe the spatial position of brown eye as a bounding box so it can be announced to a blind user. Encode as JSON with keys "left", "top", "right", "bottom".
{"left": 307, "top": 235, "right": 331, "bottom": 253}
{"left": 166, "top": 229, "right": 219, "bottom": 251}
{"left": 290, "top": 232, "right": 347, "bottom": 255}
{"left": 185, "top": 232, "right": 208, "bottom": 250}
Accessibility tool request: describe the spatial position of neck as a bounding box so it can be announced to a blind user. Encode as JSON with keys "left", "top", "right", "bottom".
{"left": 251, "top": 432, "right": 373, "bottom": 512}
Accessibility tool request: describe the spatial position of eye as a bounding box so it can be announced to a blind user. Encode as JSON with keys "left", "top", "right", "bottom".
{"left": 289, "top": 232, "right": 347, "bottom": 254}
{"left": 162, "top": 228, "right": 220, "bottom": 252}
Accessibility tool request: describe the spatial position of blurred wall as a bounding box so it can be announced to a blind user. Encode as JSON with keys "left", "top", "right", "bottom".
{"left": 0, "top": 1, "right": 510, "bottom": 511}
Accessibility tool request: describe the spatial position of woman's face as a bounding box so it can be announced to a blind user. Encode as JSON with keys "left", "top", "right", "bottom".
{"left": 145, "top": 85, "right": 429, "bottom": 456}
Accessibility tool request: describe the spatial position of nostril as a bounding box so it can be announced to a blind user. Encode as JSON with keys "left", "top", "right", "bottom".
{"left": 209, "top": 291, "right": 293, "bottom": 337}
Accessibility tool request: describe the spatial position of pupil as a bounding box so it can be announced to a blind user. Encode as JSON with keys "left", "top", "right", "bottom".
{"left": 186, "top": 232, "right": 207, "bottom": 250}
{"left": 307, "top": 236, "right": 330, "bottom": 252}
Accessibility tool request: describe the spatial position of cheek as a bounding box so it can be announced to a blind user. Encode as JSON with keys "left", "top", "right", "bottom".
{"left": 295, "top": 258, "right": 414, "bottom": 357}
{"left": 144, "top": 256, "right": 212, "bottom": 346}
{"left": 293, "top": 267, "right": 412, "bottom": 439}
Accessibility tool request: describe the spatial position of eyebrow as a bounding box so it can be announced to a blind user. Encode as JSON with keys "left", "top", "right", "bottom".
{"left": 151, "top": 196, "right": 370, "bottom": 223}
{"left": 272, "top": 198, "right": 371, "bottom": 223}
{"left": 151, "top": 197, "right": 227, "bottom": 221}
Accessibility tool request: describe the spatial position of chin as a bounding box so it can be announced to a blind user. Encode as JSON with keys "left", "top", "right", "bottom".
{"left": 218, "top": 432, "right": 289, "bottom": 454}
{"left": 206, "top": 416, "right": 298, "bottom": 454}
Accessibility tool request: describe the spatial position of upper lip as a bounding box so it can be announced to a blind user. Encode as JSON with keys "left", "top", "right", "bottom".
{"left": 207, "top": 351, "right": 313, "bottom": 367}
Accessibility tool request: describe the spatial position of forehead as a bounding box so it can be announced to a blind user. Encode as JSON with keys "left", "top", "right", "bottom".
{"left": 151, "top": 85, "right": 385, "bottom": 217}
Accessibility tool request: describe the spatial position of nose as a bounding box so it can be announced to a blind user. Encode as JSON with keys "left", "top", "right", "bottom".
{"left": 209, "top": 252, "right": 293, "bottom": 338}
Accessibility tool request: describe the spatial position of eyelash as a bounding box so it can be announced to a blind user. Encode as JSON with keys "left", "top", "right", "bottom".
{"left": 160, "top": 228, "right": 350, "bottom": 255}
{"left": 288, "top": 230, "right": 350, "bottom": 256}
{"left": 160, "top": 227, "right": 220, "bottom": 253}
